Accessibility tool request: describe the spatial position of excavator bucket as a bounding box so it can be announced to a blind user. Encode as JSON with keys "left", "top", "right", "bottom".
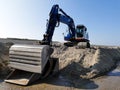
{"left": 5, "top": 44, "right": 54, "bottom": 85}
{"left": 5, "top": 69, "right": 41, "bottom": 85}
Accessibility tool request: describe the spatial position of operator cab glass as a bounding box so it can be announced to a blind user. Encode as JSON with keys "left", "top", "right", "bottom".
{"left": 76, "top": 25, "right": 87, "bottom": 38}
{"left": 76, "top": 27, "right": 84, "bottom": 37}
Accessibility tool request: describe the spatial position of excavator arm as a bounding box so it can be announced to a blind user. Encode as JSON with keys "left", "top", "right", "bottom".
{"left": 42, "top": 4, "right": 76, "bottom": 45}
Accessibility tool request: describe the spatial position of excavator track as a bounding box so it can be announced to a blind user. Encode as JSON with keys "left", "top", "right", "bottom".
{"left": 64, "top": 41, "right": 90, "bottom": 48}
{"left": 76, "top": 42, "right": 90, "bottom": 49}
{"left": 5, "top": 44, "right": 57, "bottom": 85}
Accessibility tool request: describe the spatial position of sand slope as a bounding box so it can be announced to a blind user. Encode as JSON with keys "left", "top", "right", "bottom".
{"left": 0, "top": 41, "right": 120, "bottom": 79}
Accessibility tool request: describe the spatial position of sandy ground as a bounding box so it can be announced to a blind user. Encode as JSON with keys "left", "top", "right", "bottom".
{"left": 0, "top": 41, "right": 120, "bottom": 90}
{"left": 0, "top": 65, "right": 120, "bottom": 90}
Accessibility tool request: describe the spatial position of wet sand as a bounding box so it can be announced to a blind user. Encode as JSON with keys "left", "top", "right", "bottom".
{"left": 0, "top": 63, "right": 120, "bottom": 90}
{"left": 0, "top": 74, "right": 98, "bottom": 90}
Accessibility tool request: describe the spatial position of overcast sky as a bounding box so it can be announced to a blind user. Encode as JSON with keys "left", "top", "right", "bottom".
{"left": 0, "top": 0, "right": 120, "bottom": 46}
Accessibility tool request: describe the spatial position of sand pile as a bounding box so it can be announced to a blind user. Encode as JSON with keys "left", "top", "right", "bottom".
{"left": 0, "top": 41, "right": 120, "bottom": 79}
{"left": 86, "top": 47, "right": 120, "bottom": 78}
{"left": 52, "top": 44, "right": 120, "bottom": 79}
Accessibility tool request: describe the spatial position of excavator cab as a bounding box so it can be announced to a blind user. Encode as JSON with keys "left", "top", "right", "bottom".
{"left": 64, "top": 25, "right": 90, "bottom": 48}
{"left": 76, "top": 25, "right": 85, "bottom": 37}
{"left": 74, "top": 25, "right": 90, "bottom": 48}
{"left": 75, "top": 25, "right": 89, "bottom": 40}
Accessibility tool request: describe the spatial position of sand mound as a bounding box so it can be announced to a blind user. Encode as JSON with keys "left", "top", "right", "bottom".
{"left": 52, "top": 44, "right": 120, "bottom": 79}
{"left": 0, "top": 41, "right": 120, "bottom": 79}
{"left": 83, "top": 47, "right": 120, "bottom": 78}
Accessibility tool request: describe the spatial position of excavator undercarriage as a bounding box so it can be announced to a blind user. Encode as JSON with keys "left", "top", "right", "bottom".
{"left": 64, "top": 41, "right": 90, "bottom": 48}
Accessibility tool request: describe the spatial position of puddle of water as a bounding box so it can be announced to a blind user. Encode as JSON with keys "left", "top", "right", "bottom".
{"left": 0, "top": 74, "right": 99, "bottom": 90}
{"left": 107, "top": 61, "right": 120, "bottom": 76}
{"left": 0, "top": 79, "right": 3, "bottom": 83}
{"left": 58, "top": 75, "right": 72, "bottom": 86}
{"left": 108, "top": 69, "right": 120, "bottom": 76}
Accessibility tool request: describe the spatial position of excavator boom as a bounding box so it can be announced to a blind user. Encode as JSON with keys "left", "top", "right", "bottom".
{"left": 41, "top": 4, "right": 90, "bottom": 48}
{"left": 41, "top": 4, "right": 76, "bottom": 45}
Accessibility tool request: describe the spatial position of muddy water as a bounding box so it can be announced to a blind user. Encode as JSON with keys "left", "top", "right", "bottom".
{"left": 0, "top": 62, "right": 120, "bottom": 90}
{"left": 0, "top": 73, "right": 119, "bottom": 90}
{"left": 94, "top": 62, "right": 120, "bottom": 90}
{"left": 0, "top": 73, "right": 98, "bottom": 90}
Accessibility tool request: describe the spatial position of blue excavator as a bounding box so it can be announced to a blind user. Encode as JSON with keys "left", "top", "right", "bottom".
{"left": 5, "top": 4, "right": 90, "bottom": 85}
{"left": 41, "top": 4, "right": 90, "bottom": 48}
